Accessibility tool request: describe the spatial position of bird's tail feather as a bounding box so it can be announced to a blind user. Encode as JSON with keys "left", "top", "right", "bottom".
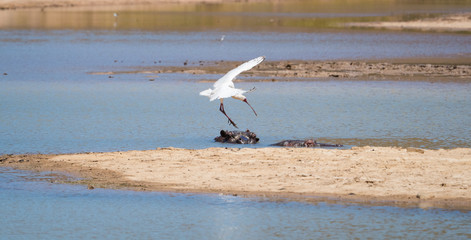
{"left": 199, "top": 88, "right": 212, "bottom": 97}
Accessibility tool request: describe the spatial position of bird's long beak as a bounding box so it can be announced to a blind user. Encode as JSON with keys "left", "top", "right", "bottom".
{"left": 243, "top": 99, "right": 257, "bottom": 116}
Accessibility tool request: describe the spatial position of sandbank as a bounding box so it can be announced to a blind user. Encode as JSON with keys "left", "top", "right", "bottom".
{"left": 347, "top": 13, "right": 471, "bottom": 32}
{"left": 2, "top": 147, "right": 471, "bottom": 210}
{"left": 101, "top": 59, "right": 471, "bottom": 83}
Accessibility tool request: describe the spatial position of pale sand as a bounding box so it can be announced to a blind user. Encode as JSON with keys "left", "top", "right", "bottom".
{"left": 347, "top": 13, "right": 471, "bottom": 32}
{"left": 2, "top": 147, "right": 471, "bottom": 209}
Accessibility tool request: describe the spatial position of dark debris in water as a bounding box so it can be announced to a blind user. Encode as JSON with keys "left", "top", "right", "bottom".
{"left": 271, "top": 139, "right": 343, "bottom": 148}
{"left": 214, "top": 130, "right": 343, "bottom": 147}
{"left": 215, "top": 130, "right": 259, "bottom": 144}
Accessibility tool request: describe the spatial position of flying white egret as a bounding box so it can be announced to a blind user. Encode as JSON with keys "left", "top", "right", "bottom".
{"left": 200, "top": 56, "right": 265, "bottom": 128}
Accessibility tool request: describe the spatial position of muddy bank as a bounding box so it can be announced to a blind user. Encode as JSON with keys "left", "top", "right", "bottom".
{"left": 347, "top": 13, "right": 471, "bottom": 33}
{"left": 242, "top": 60, "right": 471, "bottom": 82}
{"left": 2, "top": 147, "right": 471, "bottom": 210}
{"left": 100, "top": 59, "right": 471, "bottom": 83}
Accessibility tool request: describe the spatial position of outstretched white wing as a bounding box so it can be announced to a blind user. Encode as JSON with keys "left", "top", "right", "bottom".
{"left": 213, "top": 56, "right": 265, "bottom": 89}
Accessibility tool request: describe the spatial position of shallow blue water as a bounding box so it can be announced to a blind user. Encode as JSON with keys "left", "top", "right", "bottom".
{"left": 1, "top": 30, "right": 471, "bottom": 153}
{"left": 2, "top": 30, "right": 471, "bottom": 78}
{"left": 1, "top": 167, "right": 470, "bottom": 239}
{"left": 1, "top": 74, "right": 470, "bottom": 153}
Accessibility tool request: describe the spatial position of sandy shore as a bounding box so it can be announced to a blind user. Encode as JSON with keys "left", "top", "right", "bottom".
{"left": 347, "top": 13, "right": 471, "bottom": 32}
{"left": 2, "top": 147, "right": 471, "bottom": 210}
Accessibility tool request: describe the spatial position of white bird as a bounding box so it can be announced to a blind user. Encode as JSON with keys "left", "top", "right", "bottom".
{"left": 200, "top": 56, "right": 265, "bottom": 128}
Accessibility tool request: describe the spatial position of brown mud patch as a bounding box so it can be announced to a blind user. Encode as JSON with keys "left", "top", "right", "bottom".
{"left": 95, "top": 59, "right": 471, "bottom": 83}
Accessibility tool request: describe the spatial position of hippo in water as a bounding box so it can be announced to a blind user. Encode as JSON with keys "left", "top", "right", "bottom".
{"left": 215, "top": 129, "right": 259, "bottom": 144}
{"left": 271, "top": 139, "right": 342, "bottom": 148}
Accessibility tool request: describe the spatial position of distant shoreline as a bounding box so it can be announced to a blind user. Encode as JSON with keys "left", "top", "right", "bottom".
{"left": 346, "top": 13, "right": 471, "bottom": 32}
{"left": 1, "top": 1, "right": 470, "bottom": 34}
{"left": 2, "top": 147, "right": 471, "bottom": 210}
{"left": 0, "top": 0, "right": 255, "bottom": 10}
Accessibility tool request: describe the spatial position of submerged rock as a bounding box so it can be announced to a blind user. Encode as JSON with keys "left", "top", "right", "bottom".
{"left": 271, "top": 139, "right": 343, "bottom": 148}
{"left": 215, "top": 130, "right": 259, "bottom": 144}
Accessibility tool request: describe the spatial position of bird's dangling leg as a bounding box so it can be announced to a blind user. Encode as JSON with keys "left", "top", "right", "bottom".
{"left": 219, "top": 100, "right": 238, "bottom": 128}
{"left": 243, "top": 99, "right": 257, "bottom": 116}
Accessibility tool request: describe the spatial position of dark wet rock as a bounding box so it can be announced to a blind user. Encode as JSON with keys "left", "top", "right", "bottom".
{"left": 215, "top": 130, "right": 259, "bottom": 144}
{"left": 271, "top": 139, "right": 343, "bottom": 148}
